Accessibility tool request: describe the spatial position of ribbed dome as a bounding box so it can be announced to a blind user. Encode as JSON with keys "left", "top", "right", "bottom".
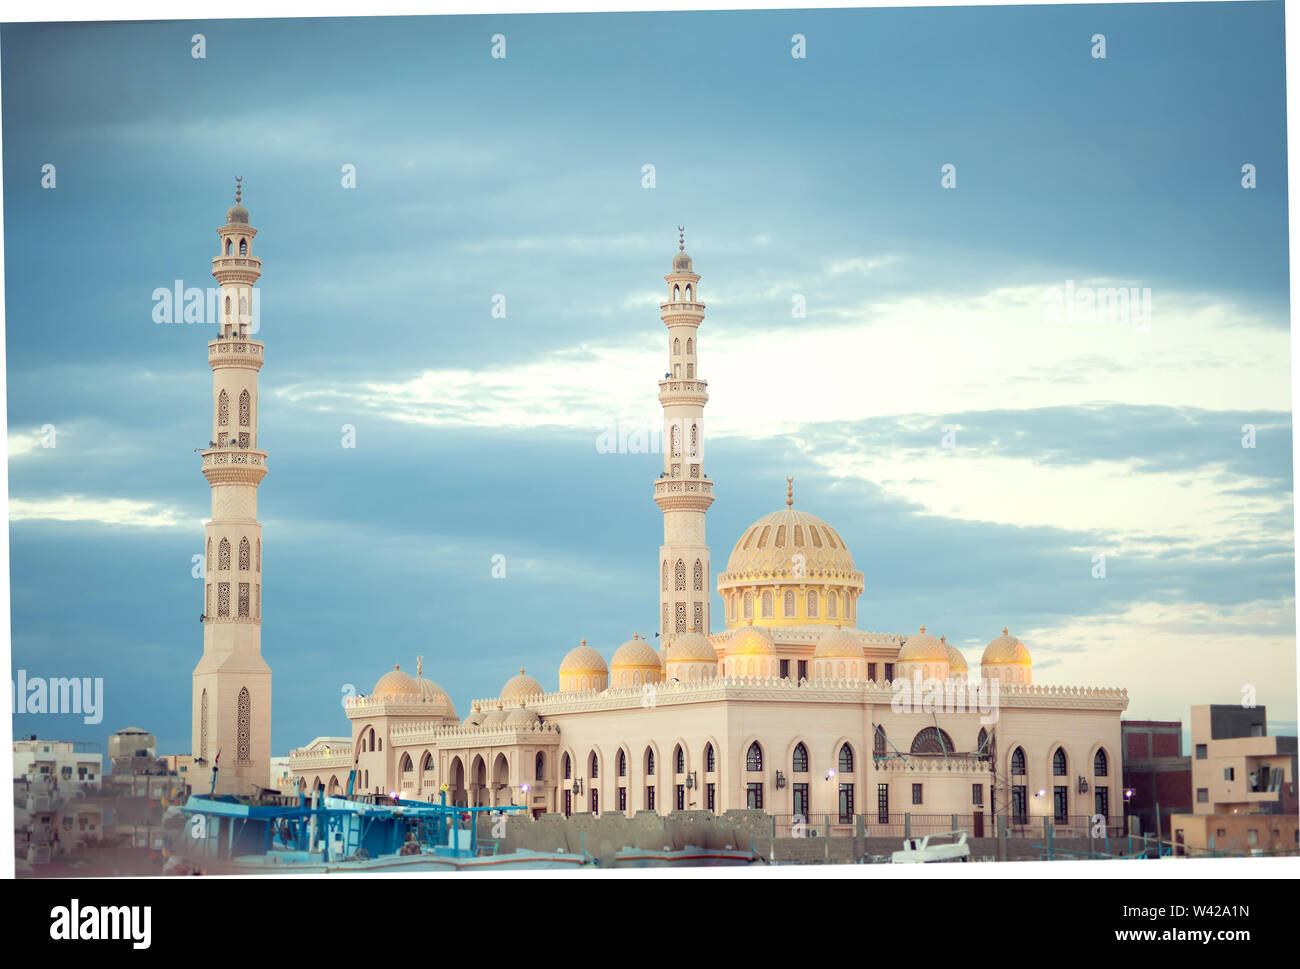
{"left": 372, "top": 665, "right": 419, "bottom": 699}
{"left": 560, "top": 642, "right": 608, "bottom": 674}
{"left": 500, "top": 668, "right": 545, "bottom": 702}
{"left": 672, "top": 251, "right": 693, "bottom": 272}
{"left": 983, "top": 628, "right": 1031, "bottom": 665}
{"left": 226, "top": 203, "right": 249, "bottom": 225}
{"left": 728, "top": 624, "right": 775, "bottom": 655}
{"left": 481, "top": 706, "right": 508, "bottom": 726}
{"left": 504, "top": 705, "right": 541, "bottom": 727}
{"left": 611, "top": 635, "right": 662, "bottom": 668}
{"left": 943, "top": 639, "right": 969, "bottom": 671}
{"left": 814, "top": 625, "right": 863, "bottom": 659}
{"left": 724, "top": 507, "right": 858, "bottom": 577}
{"left": 461, "top": 710, "right": 482, "bottom": 728}
{"left": 898, "top": 627, "right": 947, "bottom": 663}
{"left": 666, "top": 632, "right": 717, "bottom": 663}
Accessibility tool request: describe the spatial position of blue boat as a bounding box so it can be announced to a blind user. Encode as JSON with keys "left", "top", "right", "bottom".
{"left": 167, "top": 786, "right": 591, "bottom": 873}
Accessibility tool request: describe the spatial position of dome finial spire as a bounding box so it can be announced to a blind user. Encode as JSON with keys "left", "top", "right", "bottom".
{"left": 416, "top": 654, "right": 423, "bottom": 678}
{"left": 677, "top": 225, "right": 685, "bottom": 252}
{"left": 786, "top": 476, "right": 794, "bottom": 507}
{"left": 234, "top": 175, "right": 242, "bottom": 204}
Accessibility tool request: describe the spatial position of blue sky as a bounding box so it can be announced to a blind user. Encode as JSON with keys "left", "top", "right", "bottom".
{"left": 3, "top": 3, "right": 1296, "bottom": 757}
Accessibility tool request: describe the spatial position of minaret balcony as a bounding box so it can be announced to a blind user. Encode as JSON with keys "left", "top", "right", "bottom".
{"left": 660, "top": 302, "right": 705, "bottom": 323}
{"left": 211, "top": 255, "right": 262, "bottom": 284}
{"left": 658, "top": 379, "right": 709, "bottom": 404}
{"left": 200, "top": 446, "right": 269, "bottom": 486}
{"left": 654, "top": 477, "right": 715, "bottom": 512}
{"left": 208, "top": 338, "right": 265, "bottom": 370}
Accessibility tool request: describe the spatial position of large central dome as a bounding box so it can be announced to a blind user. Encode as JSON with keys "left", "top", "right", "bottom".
{"left": 717, "top": 482, "right": 865, "bottom": 629}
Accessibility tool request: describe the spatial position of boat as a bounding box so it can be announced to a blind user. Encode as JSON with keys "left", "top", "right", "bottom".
{"left": 890, "top": 830, "right": 972, "bottom": 863}
{"left": 166, "top": 787, "right": 592, "bottom": 873}
{"left": 608, "top": 843, "right": 761, "bottom": 867}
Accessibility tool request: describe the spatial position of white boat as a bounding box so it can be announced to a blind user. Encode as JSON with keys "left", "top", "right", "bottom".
{"left": 890, "top": 830, "right": 972, "bottom": 863}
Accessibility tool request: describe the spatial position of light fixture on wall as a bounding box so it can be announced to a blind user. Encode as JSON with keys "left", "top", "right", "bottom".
{"left": 572, "top": 779, "right": 583, "bottom": 795}
{"left": 686, "top": 772, "right": 696, "bottom": 789}
{"left": 775, "top": 770, "right": 786, "bottom": 789}
{"left": 1078, "top": 775, "right": 1089, "bottom": 794}
{"left": 825, "top": 769, "right": 837, "bottom": 781}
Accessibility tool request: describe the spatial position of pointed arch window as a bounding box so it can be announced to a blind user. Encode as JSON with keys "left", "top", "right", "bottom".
{"left": 1053, "top": 747, "right": 1068, "bottom": 776}
{"left": 672, "top": 284, "right": 680, "bottom": 301}
{"left": 706, "top": 744, "right": 716, "bottom": 772}
{"left": 423, "top": 752, "right": 435, "bottom": 772}
{"left": 206, "top": 538, "right": 212, "bottom": 573}
{"left": 674, "top": 745, "right": 685, "bottom": 774}
{"left": 225, "top": 239, "right": 232, "bottom": 255}
{"left": 743, "top": 592, "right": 753, "bottom": 620}
{"left": 200, "top": 690, "right": 208, "bottom": 759}
{"left": 839, "top": 744, "right": 854, "bottom": 773}
{"left": 618, "top": 749, "right": 627, "bottom": 777}
{"left": 1094, "top": 749, "right": 1108, "bottom": 777}
{"left": 1011, "top": 747, "right": 1027, "bottom": 775}
{"left": 645, "top": 748, "right": 656, "bottom": 775}
{"left": 535, "top": 752, "right": 545, "bottom": 782}
{"left": 368, "top": 727, "right": 376, "bottom": 752}
{"left": 590, "top": 751, "right": 599, "bottom": 778}
{"left": 236, "top": 687, "right": 251, "bottom": 763}
{"left": 827, "top": 591, "right": 837, "bottom": 618}
{"left": 693, "top": 559, "right": 703, "bottom": 592}
{"left": 238, "top": 537, "right": 250, "bottom": 571}
{"left": 911, "top": 727, "right": 954, "bottom": 755}
{"left": 670, "top": 424, "right": 681, "bottom": 457}
{"left": 807, "top": 590, "right": 819, "bottom": 617}
{"left": 239, "top": 238, "right": 247, "bottom": 256}
{"left": 399, "top": 753, "right": 413, "bottom": 773}
{"left": 218, "top": 538, "right": 231, "bottom": 571}
{"left": 673, "top": 337, "right": 681, "bottom": 355}
{"left": 218, "top": 390, "right": 230, "bottom": 427}
{"left": 793, "top": 742, "right": 809, "bottom": 773}
{"left": 689, "top": 423, "right": 698, "bottom": 454}
{"left": 874, "top": 725, "right": 887, "bottom": 760}
{"left": 977, "top": 727, "right": 993, "bottom": 761}
{"left": 563, "top": 753, "right": 571, "bottom": 779}
{"left": 761, "top": 591, "right": 774, "bottom": 618}
{"left": 239, "top": 390, "right": 250, "bottom": 427}
{"left": 675, "top": 559, "right": 686, "bottom": 591}
{"left": 746, "top": 742, "right": 764, "bottom": 772}
{"left": 684, "top": 284, "right": 692, "bottom": 301}
{"left": 662, "top": 560, "right": 668, "bottom": 592}
{"left": 686, "top": 337, "right": 693, "bottom": 355}
{"left": 224, "top": 295, "right": 231, "bottom": 320}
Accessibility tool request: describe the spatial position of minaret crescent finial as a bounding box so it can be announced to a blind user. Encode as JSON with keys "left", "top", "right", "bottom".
{"left": 234, "top": 175, "right": 243, "bottom": 204}
{"left": 677, "top": 225, "right": 685, "bottom": 252}
{"left": 786, "top": 476, "right": 794, "bottom": 507}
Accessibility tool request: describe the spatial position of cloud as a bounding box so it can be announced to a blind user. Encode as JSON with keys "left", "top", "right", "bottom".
{"left": 7, "top": 496, "right": 197, "bottom": 529}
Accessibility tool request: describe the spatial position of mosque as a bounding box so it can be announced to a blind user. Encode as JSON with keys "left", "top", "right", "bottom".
{"left": 187, "top": 190, "right": 1130, "bottom": 829}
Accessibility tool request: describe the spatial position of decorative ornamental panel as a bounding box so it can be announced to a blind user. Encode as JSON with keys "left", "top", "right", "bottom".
{"left": 218, "top": 538, "right": 231, "bottom": 571}
{"left": 239, "top": 390, "right": 250, "bottom": 427}
{"left": 807, "top": 590, "right": 819, "bottom": 617}
{"left": 238, "top": 582, "right": 250, "bottom": 618}
{"left": 693, "top": 560, "right": 703, "bottom": 591}
{"left": 675, "top": 601, "right": 687, "bottom": 631}
{"left": 256, "top": 539, "right": 261, "bottom": 572}
{"left": 218, "top": 390, "right": 229, "bottom": 427}
{"left": 662, "top": 560, "right": 668, "bottom": 592}
{"left": 784, "top": 590, "right": 796, "bottom": 617}
{"left": 675, "top": 559, "right": 686, "bottom": 591}
{"left": 217, "top": 582, "right": 230, "bottom": 618}
{"left": 236, "top": 687, "right": 251, "bottom": 763}
{"left": 238, "top": 537, "right": 250, "bottom": 571}
{"left": 205, "top": 583, "right": 211, "bottom": 617}
{"left": 200, "top": 690, "right": 208, "bottom": 759}
{"left": 693, "top": 601, "right": 703, "bottom": 632}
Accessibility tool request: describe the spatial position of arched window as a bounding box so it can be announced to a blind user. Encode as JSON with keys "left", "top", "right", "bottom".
{"left": 807, "top": 589, "right": 819, "bottom": 617}
{"left": 689, "top": 423, "right": 698, "bottom": 453}
{"left": 535, "top": 752, "right": 545, "bottom": 781}
{"left": 423, "top": 752, "right": 434, "bottom": 772}
{"left": 743, "top": 592, "right": 753, "bottom": 620}
{"left": 977, "top": 727, "right": 992, "bottom": 761}
{"left": 675, "top": 559, "right": 686, "bottom": 591}
{"left": 694, "top": 560, "right": 703, "bottom": 592}
{"left": 645, "top": 748, "right": 655, "bottom": 775}
{"left": 399, "top": 753, "right": 413, "bottom": 772}
{"left": 746, "top": 742, "right": 763, "bottom": 772}
{"left": 874, "top": 725, "right": 887, "bottom": 760}
{"left": 238, "top": 537, "right": 250, "bottom": 571}
{"left": 1011, "top": 747, "right": 1026, "bottom": 775}
{"left": 205, "top": 538, "right": 212, "bottom": 573}
{"left": 673, "top": 337, "right": 681, "bottom": 355}
{"left": 224, "top": 295, "right": 231, "bottom": 319}
{"left": 686, "top": 337, "right": 693, "bottom": 355}
{"left": 1094, "top": 749, "right": 1108, "bottom": 777}
{"left": 563, "top": 753, "right": 571, "bottom": 779}
{"left": 793, "top": 742, "right": 808, "bottom": 773}
{"left": 672, "top": 284, "right": 680, "bottom": 301}
{"left": 761, "top": 591, "right": 774, "bottom": 618}
{"left": 239, "top": 238, "right": 247, "bottom": 256}
{"left": 674, "top": 745, "right": 685, "bottom": 774}
{"left": 368, "top": 727, "right": 376, "bottom": 752}
{"left": 670, "top": 424, "right": 681, "bottom": 457}
{"left": 685, "top": 284, "right": 692, "bottom": 301}
{"left": 239, "top": 390, "right": 250, "bottom": 427}
{"left": 236, "top": 687, "right": 251, "bottom": 762}
{"left": 706, "top": 744, "right": 716, "bottom": 772}
{"left": 784, "top": 590, "right": 796, "bottom": 617}
{"left": 910, "top": 726, "right": 954, "bottom": 755}
{"left": 218, "top": 390, "right": 230, "bottom": 426}
{"left": 589, "top": 751, "right": 599, "bottom": 778}
{"left": 239, "top": 295, "right": 247, "bottom": 316}
{"left": 225, "top": 239, "right": 232, "bottom": 255}
{"left": 218, "top": 538, "right": 231, "bottom": 571}
{"left": 839, "top": 744, "right": 854, "bottom": 773}
{"left": 1053, "top": 747, "right": 1067, "bottom": 776}
{"left": 618, "top": 749, "right": 627, "bottom": 777}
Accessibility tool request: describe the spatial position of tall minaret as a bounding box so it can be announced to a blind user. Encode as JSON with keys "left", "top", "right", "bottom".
{"left": 654, "top": 228, "right": 714, "bottom": 643}
{"left": 191, "top": 178, "right": 271, "bottom": 796}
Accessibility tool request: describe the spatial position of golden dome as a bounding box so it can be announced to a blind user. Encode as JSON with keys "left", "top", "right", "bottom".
{"left": 982, "top": 628, "right": 1031, "bottom": 665}
{"left": 814, "top": 625, "right": 863, "bottom": 659}
{"left": 500, "top": 668, "right": 545, "bottom": 702}
{"left": 665, "top": 632, "right": 718, "bottom": 663}
{"left": 372, "top": 665, "right": 419, "bottom": 699}
{"left": 728, "top": 624, "right": 775, "bottom": 655}
{"left": 898, "top": 627, "right": 948, "bottom": 663}
{"left": 611, "top": 634, "right": 662, "bottom": 669}
{"left": 942, "top": 637, "right": 969, "bottom": 672}
{"left": 723, "top": 506, "right": 858, "bottom": 577}
{"left": 560, "top": 641, "right": 608, "bottom": 675}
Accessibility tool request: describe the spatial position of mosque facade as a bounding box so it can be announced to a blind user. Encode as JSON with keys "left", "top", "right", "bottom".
{"left": 281, "top": 230, "right": 1130, "bottom": 827}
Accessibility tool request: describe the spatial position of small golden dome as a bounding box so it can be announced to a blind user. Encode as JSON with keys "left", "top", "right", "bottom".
{"left": 729, "top": 625, "right": 775, "bottom": 655}
{"left": 814, "top": 625, "right": 863, "bottom": 658}
{"left": 982, "top": 628, "right": 1031, "bottom": 665}
{"left": 943, "top": 638, "right": 969, "bottom": 671}
{"left": 499, "top": 668, "right": 545, "bottom": 702}
{"left": 372, "top": 664, "right": 419, "bottom": 699}
{"left": 560, "top": 640, "right": 608, "bottom": 675}
{"left": 611, "top": 634, "right": 663, "bottom": 668}
{"left": 666, "top": 632, "right": 717, "bottom": 663}
{"left": 898, "top": 627, "right": 948, "bottom": 663}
